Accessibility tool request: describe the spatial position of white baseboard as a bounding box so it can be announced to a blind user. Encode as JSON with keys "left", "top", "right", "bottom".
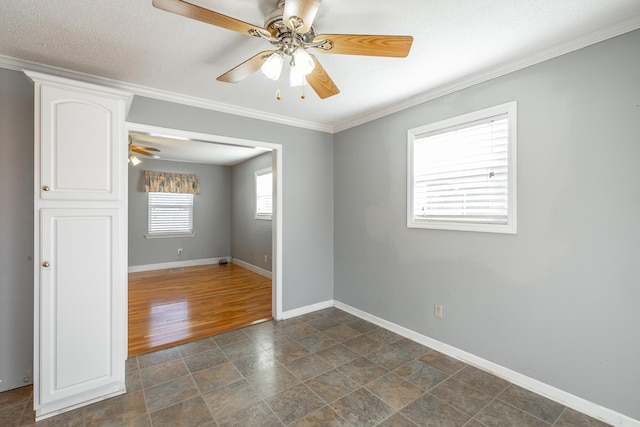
{"left": 231, "top": 258, "right": 272, "bottom": 279}
{"left": 0, "top": 377, "right": 32, "bottom": 393}
{"left": 128, "top": 257, "right": 230, "bottom": 273}
{"left": 281, "top": 299, "right": 333, "bottom": 320}
{"left": 332, "top": 300, "right": 639, "bottom": 427}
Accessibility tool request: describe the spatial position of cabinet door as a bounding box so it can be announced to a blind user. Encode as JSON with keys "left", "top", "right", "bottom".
{"left": 37, "top": 208, "right": 124, "bottom": 415}
{"left": 39, "top": 84, "right": 124, "bottom": 201}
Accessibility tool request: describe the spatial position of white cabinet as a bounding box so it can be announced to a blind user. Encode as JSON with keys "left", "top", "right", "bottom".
{"left": 38, "top": 209, "right": 123, "bottom": 410}
{"left": 27, "top": 71, "right": 130, "bottom": 420}
{"left": 38, "top": 85, "right": 123, "bottom": 200}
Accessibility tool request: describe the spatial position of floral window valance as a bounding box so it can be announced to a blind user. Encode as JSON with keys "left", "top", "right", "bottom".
{"left": 144, "top": 171, "right": 200, "bottom": 194}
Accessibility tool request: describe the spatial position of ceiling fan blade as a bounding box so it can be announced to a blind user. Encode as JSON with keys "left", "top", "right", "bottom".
{"left": 131, "top": 147, "right": 155, "bottom": 157}
{"left": 306, "top": 54, "right": 339, "bottom": 99}
{"left": 217, "top": 51, "right": 274, "bottom": 83}
{"left": 283, "top": 0, "right": 321, "bottom": 34}
{"left": 152, "top": 0, "right": 269, "bottom": 37}
{"left": 313, "top": 34, "right": 413, "bottom": 57}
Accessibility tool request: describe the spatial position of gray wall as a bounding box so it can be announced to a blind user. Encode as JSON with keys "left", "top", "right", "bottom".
{"left": 126, "top": 98, "right": 334, "bottom": 311}
{"left": 128, "top": 159, "right": 232, "bottom": 266}
{"left": 0, "top": 69, "right": 34, "bottom": 390}
{"left": 231, "top": 152, "right": 273, "bottom": 271}
{"left": 334, "top": 30, "right": 640, "bottom": 420}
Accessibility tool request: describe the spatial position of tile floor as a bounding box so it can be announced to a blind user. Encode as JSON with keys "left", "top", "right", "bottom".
{"left": 0, "top": 308, "right": 612, "bottom": 426}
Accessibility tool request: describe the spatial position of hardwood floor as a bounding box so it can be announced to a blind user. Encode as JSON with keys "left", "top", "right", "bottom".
{"left": 128, "top": 263, "right": 272, "bottom": 356}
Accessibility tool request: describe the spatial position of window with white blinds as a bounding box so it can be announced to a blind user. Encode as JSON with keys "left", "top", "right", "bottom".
{"left": 408, "top": 102, "right": 517, "bottom": 233}
{"left": 148, "top": 192, "right": 194, "bottom": 235}
{"left": 255, "top": 168, "right": 273, "bottom": 220}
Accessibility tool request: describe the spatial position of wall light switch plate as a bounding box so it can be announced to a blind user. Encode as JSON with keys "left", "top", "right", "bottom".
{"left": 434, "top": 304, "right": 443, "bottom": 319}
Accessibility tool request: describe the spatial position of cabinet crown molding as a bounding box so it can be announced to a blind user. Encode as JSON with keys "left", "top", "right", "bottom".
{"left": 24, "top": 70, "right": 133, "bottom": 111}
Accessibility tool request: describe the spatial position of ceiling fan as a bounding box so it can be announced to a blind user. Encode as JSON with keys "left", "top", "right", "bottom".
{"left": 152, "top": 0, "right": 413, "bottom": 99}
{"left": 128, "top": 136, "right": 160, "bottom": 165}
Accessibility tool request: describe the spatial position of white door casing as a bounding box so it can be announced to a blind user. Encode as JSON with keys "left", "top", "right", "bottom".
{"left": 125, "top": 122, "right": 284, "bottom": 320}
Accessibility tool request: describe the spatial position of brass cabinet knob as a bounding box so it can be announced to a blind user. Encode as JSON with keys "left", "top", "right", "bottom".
{"left": 42, "top": 262, "right": 50, "bottom": 267}
{"left": 42, "top": 185, "right": 50, "bottom": 191}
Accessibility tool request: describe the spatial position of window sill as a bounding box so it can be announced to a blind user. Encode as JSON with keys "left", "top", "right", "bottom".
{"left": 255, "top": 215, "right": 272, "bottom": 221}
{"left": 407, "top": 218, "right": 516, "bottom": 234}
{"left": 144, "top": 233, "right": 195, "bottom": 239}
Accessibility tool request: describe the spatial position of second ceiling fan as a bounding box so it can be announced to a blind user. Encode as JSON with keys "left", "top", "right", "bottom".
{"left": 152, "top": 0, "right": 413, "bottom": 99}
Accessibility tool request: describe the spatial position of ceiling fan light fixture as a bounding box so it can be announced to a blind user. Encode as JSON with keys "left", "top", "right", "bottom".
{"left": 292, "top": 48, "right": 315, "bottom": 76}
{"left": 289, "top": 64, "right": 307, "bottom": 87}
{"left": 261, "top": 52, "right": 284, "bottom": 81}
{"left": 129, "top": 153, "right": 141, "bottom": 166}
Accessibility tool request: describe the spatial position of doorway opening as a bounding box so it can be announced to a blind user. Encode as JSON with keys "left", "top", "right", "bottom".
{"left": 125, "top": 122, "right": 283, "bottom": 356}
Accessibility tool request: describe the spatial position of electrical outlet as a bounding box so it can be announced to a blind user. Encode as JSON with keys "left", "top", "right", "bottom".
{"left": 434, "top": 304, "right": 443, "bottom": 319}
{"left": 177, "top": 248, "right": 183, "bottom": 256}
{"left": 264, "top": 254, "right": 268, "bottom": 263}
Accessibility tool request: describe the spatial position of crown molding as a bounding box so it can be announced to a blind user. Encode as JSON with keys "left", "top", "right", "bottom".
{"left": 332, "top": 13, "right": 640, "bottom": 133}
{"left": 0, "top": 54, "right": 333, "bottom": 134}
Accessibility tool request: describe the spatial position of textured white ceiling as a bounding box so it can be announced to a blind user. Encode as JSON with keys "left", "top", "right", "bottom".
{"left": 1, "top": 0, "right": 640, "bottom": 132}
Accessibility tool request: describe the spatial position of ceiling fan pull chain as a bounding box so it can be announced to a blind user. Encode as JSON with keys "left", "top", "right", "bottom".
{"left": 276, "top": 89, "right": 281, "bottom": 100}
{"left": 301, "top": 87, "right": 305, "bottom": 99}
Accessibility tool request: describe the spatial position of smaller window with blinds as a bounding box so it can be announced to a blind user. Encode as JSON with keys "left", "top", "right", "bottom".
{"left": 407, "top": 102, "right": 517, "bottom": 234}
{"left": 255, "top": 168, "right": 273, "bottom": 220}
{"left": 148, "top": 192, "right": 194, "bottom": 236}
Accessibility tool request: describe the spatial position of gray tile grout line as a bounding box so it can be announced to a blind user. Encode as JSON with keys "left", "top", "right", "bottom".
{"left": 292, "top": 340, "right": 427, "bottom": 425}
{"left": 444, "top": 367, "right": 513, "bottom": 425}
{"left": 298, "top": 332, "right": 488, "bottom": 426}
{"left": 462, "top": 414, "right": 490, "bottom": 427}
{"left": 412, "top": 361, "right": 525, "bottom": 426}
{"left": 492, "top": 396, "right": 556, "bottom": 426}
{"left": 218, "top": 316, "right": 336, "bottom": 425}
{"left": 252, "top": 316, "right": 360, "bottom": 425}
{"left": 196, "top": 362, "right": 222, "bottom": 427}
{"left": 465, "top": 393, "right": 502, "bottom": 426}
{"left": 271, "top": 348, "right": 343, "bottom": 424}
{"left": 211, "top": 327, "right": 299, "bottom": 425}
{"left": 462, "top": 387, "right": 559, "bottom": 427}
{"left": 145, "top": 344, "right": 229, "bottom": 426}
{"left": 494, "top": 383, "right": 567, "bottom": 426}
{"left": 230, "top": 319, "right": 351, "bottom": 425}
{"left": 551, "top": 406, "right": 569, "bottom": 427}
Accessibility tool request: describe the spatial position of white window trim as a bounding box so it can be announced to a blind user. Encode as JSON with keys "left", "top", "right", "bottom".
{"left": 144, "top": 233, "right": 195, "bottom": 239}
{"left": 407, "top": 101, "right": 517, "bottom": 234}
{"left": 255, "top": 167, "right": 273, "bottom": 220}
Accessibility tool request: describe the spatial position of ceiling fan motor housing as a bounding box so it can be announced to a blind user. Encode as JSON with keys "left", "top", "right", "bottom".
{"left": 264, "top": 0, "right": 317, "bottom": 44}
